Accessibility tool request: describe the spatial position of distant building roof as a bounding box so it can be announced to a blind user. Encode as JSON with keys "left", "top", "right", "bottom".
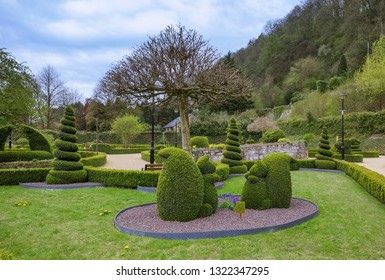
{"left": 163, "top": 114, "right": 193, "bottom": 129}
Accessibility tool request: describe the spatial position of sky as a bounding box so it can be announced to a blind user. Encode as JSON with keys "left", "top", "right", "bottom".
{"left": 1, "top": 0, "right": 302, "bottom": 100}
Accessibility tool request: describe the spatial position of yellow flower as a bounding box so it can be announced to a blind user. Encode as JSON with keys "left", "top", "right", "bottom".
{"left": 124, "top": 245, "right": 129, "bottom": 250}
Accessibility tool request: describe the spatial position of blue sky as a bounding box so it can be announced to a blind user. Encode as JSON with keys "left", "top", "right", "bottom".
{"left": 1, "top": 0, "right": 301, "bottom": 99}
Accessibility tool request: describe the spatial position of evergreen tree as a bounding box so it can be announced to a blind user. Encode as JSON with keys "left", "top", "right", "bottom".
{"left": 337, "top": 54, "right": 348, "bottom": 78}
{"left": 46, "top": 106, "right": 87, "bottom": 184}
{"left": 315, "top": 128, "right": 336, "bottom": 169}
{"left": 221, "top": 118, "right": 247, "bottom": 174}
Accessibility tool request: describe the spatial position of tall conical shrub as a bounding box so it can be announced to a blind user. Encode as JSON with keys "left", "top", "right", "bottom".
{"left": 46, "top": 106, "right": 87, "bottom": 184}
{"left": 221, "top": 118, "right": 247, "bottom": 174}
{"left": 315, "top": 128, "right": 336, "bottom": 169}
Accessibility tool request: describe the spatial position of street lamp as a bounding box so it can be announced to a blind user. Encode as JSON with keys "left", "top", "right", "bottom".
{"left": 340, "top": 92, "right": 346, "bottom": 160}
{"left": 174, "top": 117, "right": 179, "bottom": 148}
{"left": 150, "top": 100, "right": 155, "bottom": 164}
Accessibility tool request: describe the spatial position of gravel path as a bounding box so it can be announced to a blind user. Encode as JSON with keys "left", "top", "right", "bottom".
{"left": 101, "top": 154, "right": 148, "bottom": 170}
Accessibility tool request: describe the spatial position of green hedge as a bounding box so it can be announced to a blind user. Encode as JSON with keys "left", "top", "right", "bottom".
{"left": 361, "top": 151, "right": 380, "bottom": 158}
{"left": 297, "top": 159, "right": 316, "bottom": 168}
{"left": 191, "top": 136, "right": 209, "bottom": 148}
{"left": 333, "top": 153, "right": 363, "bottom": 162}
{"left": 80, "top": 152, "right": 107, "bottom": 167}
{"left": 90, "top": 143, "right": 148, "bottom": 154}
{"left": 0, "top": 151, "right": 53, "bottom": 162}
{"left": 315, "top": 159, "right": 336, "bottom": 169}
{"left": 0, "top": 168, "right": 51, "bottom": 185}
{"left": 141, "top": 150, "right": 163, "bottom": 163}
{"left": 86, "top": 167, "right": 159, "bottom": 188}
{"left": 336, "top": 160, "right": 385, "bottom": 204}
{"left": 214, "top": 162, "right": 230, "bottom": 181}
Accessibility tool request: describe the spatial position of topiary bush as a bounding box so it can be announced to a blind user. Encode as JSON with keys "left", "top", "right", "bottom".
{"left": 156, "top": 147, "right": 204, "bottom": 222}
{"left": 334, "top": 139, "right": 352, "bottom": 154}
{"left": 221, "top": 118, "right": 247, "bottom": 174}
{"left": 241, "top": 160, "right": 271, "bottom": 210}
{"left": 214, "top": 162, "right": 230, "bottom": 181}
{"left": 263, "top": 152, "right": 293, "bottom": 208}
{"left": 197, "top": 154, "right": 219, "bottom": 218}
{"left": 46, "top": 106, "right": 87, "bottom": 184}
{"left": 315, "top": 128, "right": 336, "bottom": 169}
{"left": 191, "top": 136, "right": 209, "bottom": 148}
{"left": 260, "top": 129, "right": 286, "bottom": 143}
{"left": 0, "top": 150, "right": 53, "bottom": 162}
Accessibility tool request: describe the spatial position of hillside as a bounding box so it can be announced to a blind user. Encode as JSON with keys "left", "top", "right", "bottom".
{"left": 232, "top": 0, "right": 385, "bottom": 109}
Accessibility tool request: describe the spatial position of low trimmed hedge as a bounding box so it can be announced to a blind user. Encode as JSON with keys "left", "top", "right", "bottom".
{"left": 297, "top": 159, "right": 316, "bottom": 169}
{"left": 336, "top": 160, "right": 385, "bottom": 204}
{"left": 80, "top": 152, "right": 107, "bottom": 167}
{"left": 361, "top": 151, "right": 380, "bottom": 158}
{"left": 214, "top": 162, "right": 230, "bottom": 181}
{"left": 141, "top": 150, "right": 163, "bottom": 163}
{"left": 315, "top": 159, "right": 336, "bottom": 169}
{"left": 0, "top": 151, "right": 53, "bottom": 162}
{"left": 86, "top": 167, "right": 159, "bottom": 188}
{"left": 90, "top": 143, "right": 148, "bottom": 154}
{"left": 0, "top": 168, "right": 51, "bottom": 185}
{"left": 333, "top": 153, "right": 363, "bottom": 162}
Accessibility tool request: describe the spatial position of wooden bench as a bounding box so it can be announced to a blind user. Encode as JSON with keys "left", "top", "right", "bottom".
{"left": 143, "top": 163, "right": 163, "bottom": 171}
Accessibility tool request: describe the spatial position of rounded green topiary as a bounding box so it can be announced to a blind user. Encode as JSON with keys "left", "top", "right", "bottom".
{"left": 263, "top": 152, "right": 293, "bottom": 208}
{"left": 197, "top": 155, "right": 219, "bottom": 217}
{"left": 315, "top": 128, "right": 336, "bottom": 169}
{"left": 156, "top": 147, "right": 204, "bottom": 222}
{"left": 221, "top": 118, "right": 247, "bottom": 174}
{"left": 191, "top": 136, "right": 209, "bottom": 148}
{"left": 46, "top": 106, "right": 87, "bottom": 184}
{"left": 241, "top": 160, "right": 271, "bottom": 210}
{"left": 260, "top": 129, "right": 286, "bottom": 143}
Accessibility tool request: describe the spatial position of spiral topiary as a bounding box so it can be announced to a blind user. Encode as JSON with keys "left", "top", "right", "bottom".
{"left": 197, "top": 154, "right": 219, "bottom": 218}
{"left": 156, "top": 147, "right": 204, "bottom": 222}
{"left": 221, "top": 118, "right": 247, "bottom": 174}
{"left": 315, "top": 128, "right": 336, "bottom": 169}
{"left": 46, "top": 106, "right": 87, "bottom": 184}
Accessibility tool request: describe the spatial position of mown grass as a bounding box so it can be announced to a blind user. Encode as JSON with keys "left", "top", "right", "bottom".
{"left": 1, "top": 170, "right": 385, "bottom": 260}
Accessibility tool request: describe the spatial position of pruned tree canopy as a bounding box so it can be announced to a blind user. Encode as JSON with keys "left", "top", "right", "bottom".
{"left": 101, "top": 24, "right": 252, "bottom": 154}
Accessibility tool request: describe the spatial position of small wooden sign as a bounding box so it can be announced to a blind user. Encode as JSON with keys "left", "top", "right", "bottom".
{"left": 235, "top": 201, "right": 246, "bottom": 220}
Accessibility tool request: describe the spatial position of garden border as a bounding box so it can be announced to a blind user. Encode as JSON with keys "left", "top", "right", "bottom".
{"left": 19, "top": 182, "right": 103, "bottom": 190}
{"left": 114, "top": 197, "right": 318, "bottom": 240}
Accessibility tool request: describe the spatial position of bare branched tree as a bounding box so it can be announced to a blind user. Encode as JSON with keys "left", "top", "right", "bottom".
{"left": 104, "top": 24, "right": 251, "bottom": 154}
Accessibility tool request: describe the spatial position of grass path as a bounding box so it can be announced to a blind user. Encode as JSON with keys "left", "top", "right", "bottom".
{"left": 1, "top": 171, "right": 385, "bottom": 259}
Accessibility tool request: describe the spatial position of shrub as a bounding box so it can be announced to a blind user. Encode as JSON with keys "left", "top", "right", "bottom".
{"left": 86, "top": 167, "right": 159, "bottom": 188}
{"left": 20, "top": 124, "right": 53, "bottom": 153}
{"left": 315, "top": 129, "right": 335, "bottom": 169}
{"left": 140, "top": 150, "right": 163, "bottom": 163}
{"left": 0, "top": 151, "right": 53, "bottom": 162}
{"left": 0, "top": 168, "right": 51, "bottom": 186}
{"left": 191, "top": 136, "right": 209, "bottom": 148}
{"left": 156, "top": 148, "right": 204, "bottom": 222}
{"left": 46, "top": 106, "right": 87, "bottom": 184}
{"left": 16, "top": 138, "right": 29, "bottom": 148}
{"left": 297, "top": 159, "right": 316, "bottom": 168}
{"left": 362, "top": 151, "right": 380, "bottom": 158}
{"left": 315, "top": 160, "right": 336, "bottom": 169}
{"left": 221, "top": 118, "right": 247, "bottom": 174}
{"left": 335, "top": 160, "right": 385, "bottom": 204}
{"left": 260, "top": 129, "right": 286, "bottom": 143}
{"left": 278, "top": 138, "right": 291, "bottom": 143}
{"left": 243, "top": 160, "right": 256, "bottom": 171}
{"left": 214, "top": 162, "right": 230, "bottom": 181}
{"left": 80, "top": 152, "right": 107, "bottom": 167}
{"left": 332, "top": 153, "right": 363, "bottom": 162}
{"left": 335, "top": 139, "right": 352, "bottom": 154}
{"left": 241, "top": 160, "right": 271, "bottom": 210}
{"left": 316, "top": 80, "right": 329, "bottom": 93}
{"left": 197, "top": 155, "right": 219, "bottom": 217}
{"left": 263, "top": 152, "right": 293, "bottom": 208}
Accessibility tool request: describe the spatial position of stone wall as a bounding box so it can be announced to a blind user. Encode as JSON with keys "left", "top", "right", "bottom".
{"left": 192, "top": 141, "right": 308, "bottom": 162}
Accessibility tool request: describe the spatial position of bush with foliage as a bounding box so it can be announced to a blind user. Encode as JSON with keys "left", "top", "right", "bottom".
{"left": 0, "top": 248, "right": 13, "bottom": 260}
{"left": 0, "top": 168, "right": 51, "bottom": 186}
{"left": 221, "top": 118, "right": 247, "bottom": 174}
{"left": 196, "top": 154, "right": 219, "bottom": 218}
{"left": 260, "top": 129, "right": 286, "bottom": 143}
{"left": 0, "top": 150, "right": 53, "bottom": 162}
{"left": 263, "top": 152, "right": 293, "bottom": 208}
{"left": 241, "top": 160, "right": 271, "bottom": 210}
{"left": 16, "top": 138, "right": 28, "bottom": 148}
{"left": 214, "top": 162, "right": 230, "bottom": 181}
{"left": 334, "top": 139, "right": 352, "bottom": 154}
{"left": 46, "top": 106, "right": 87, "bottom": 184}
{"left": 87, "top": 167, "right": 159, "bottom": 188}
{"left": 191, "top": 136, "right": 209, "bottom": 148}
{"left": 111, "top": 114, "right": 147, "bottom": 148}
{"left": 156, "top": 148, "right": 204, "bottom": 222}
{"left": 80, "top": 152, "right": 107, "bottom": 167}
{"left": 315, "top": 129, "right": 336, "bottom": 169}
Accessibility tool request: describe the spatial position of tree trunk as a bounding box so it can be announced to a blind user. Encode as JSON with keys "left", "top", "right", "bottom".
{"left": 179, "top": 95, "right": 192, "bottom": 155}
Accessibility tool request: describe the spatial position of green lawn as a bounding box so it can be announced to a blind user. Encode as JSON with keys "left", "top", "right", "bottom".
{"left": 1, "top": 170, "right": 385, "bottom": 260}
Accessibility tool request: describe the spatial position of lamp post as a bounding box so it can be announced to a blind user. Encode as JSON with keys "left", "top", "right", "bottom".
{"left": 150, "top": 101, "right": 155, "bottom": 164}
{"left": 174, "top": 117, "right": 179, "bottom": 147}
{"left": 340, "top": 92, "right": 346, "bottom": 160}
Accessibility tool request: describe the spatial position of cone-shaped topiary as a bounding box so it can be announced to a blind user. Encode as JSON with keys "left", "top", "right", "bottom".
{"left": 221, "top": 118, "right": 247, "bottom": 174}
{"left": 156, "top": 147, "right": 204, "bottom": 222}
{"left": 197, "top": 154, "right": 219, "bottom": 217}
{"left": 46, "top": 106, "right": 87, "bottom": 184}
{"left": 315, "top": 128, "right": 336, "bottom": 169}
{"left": 241, "top": 160, "right": 271, "bottom": 210}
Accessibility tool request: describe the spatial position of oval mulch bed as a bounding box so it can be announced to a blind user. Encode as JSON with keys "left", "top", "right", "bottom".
{"left": 115, "top": 197, "right": 318, "bottom": 240}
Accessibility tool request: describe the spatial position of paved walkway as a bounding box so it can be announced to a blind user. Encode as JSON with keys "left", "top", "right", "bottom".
{"left": 356, "top": 156, "right": 385, "bottom": 176}
{"left": 101, "top": 154, "right": 148, "bottom": 171}
{"left": 101, "top": 154, "right": 385, "bottom": 177}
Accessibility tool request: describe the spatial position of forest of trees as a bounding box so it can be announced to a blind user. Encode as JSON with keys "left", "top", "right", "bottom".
{"left": 232, "top": 0, "right": 385, "bottom": 109}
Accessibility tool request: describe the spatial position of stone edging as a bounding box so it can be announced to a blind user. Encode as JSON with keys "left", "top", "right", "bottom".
{"left": 114, "top": 198, "right": 318, "bottom": 240}
{"left": 19, "top": 182, "right": 103, "bottom": 190}
{"left": 137, "top": 181, "right": 225, "bottom": 193}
